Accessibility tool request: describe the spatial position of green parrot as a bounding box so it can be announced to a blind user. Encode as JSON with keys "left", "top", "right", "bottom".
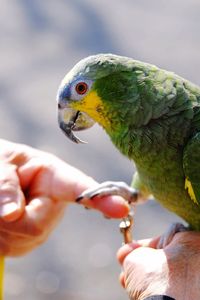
{"left": 57, "top": 53, "right": 200, "bottom": 235}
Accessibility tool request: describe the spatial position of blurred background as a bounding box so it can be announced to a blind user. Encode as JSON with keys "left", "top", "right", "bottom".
{"left": 1, "top": 0, "right": 199, "bottom": 299}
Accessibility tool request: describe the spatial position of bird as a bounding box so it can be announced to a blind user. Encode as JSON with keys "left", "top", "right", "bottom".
{"left": 57, "top": 53, "right": 200, "bottom": 242}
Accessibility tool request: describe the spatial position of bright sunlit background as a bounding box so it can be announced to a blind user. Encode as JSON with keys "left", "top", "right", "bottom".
{"left": 1, "top": 0, "right": 199, "bottom": 299}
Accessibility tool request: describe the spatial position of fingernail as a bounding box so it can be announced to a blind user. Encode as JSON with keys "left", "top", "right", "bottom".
{"left": 0, "top": 202, "right": 19, "bottom": 221}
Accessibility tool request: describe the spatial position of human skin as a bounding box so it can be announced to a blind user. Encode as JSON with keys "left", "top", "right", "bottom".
{"left": 117, "top": 231, "right": 200, "bottom": 300}
{"left": 0, "top": 139, "right": 129, "bottom": 256}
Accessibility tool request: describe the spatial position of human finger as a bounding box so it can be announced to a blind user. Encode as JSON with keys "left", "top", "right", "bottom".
{"left": 18, "top": 156, "right": 130, "bottom": 219}
{"left": 0, "top": 196, "right": 66, "bottom": 256}
{"left": 137, "top": 236, "right": 161, "bottom": 248}
{"left": 85, "top": 195, "right": 130, "bottom": 218}
{"left": 117, "top": 241, "right": 141, "bottom": 265}
{"left": 119, "top": 271, "right": 125, "bottom": 288}
{"left": 0, "top": 163, "right": 25, "bottom": 222}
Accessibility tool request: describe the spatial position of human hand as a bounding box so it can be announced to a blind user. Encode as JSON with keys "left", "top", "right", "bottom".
{"left": 0, "top": 139, "right": 129, "bottom": 256}
{"left": 117, "top": 231, "right": 200, "bottom": 300}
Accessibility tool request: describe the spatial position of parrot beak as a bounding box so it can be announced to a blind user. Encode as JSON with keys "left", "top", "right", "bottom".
{"left": 57, "top": 103, "right": 95, "bottom": 144}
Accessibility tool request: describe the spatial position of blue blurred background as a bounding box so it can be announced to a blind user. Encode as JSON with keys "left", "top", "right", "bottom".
{"left": 1, "top": 0, "right": 199, "bottom": 299}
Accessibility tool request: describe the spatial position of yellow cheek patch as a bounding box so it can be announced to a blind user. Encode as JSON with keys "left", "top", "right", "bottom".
{"left": 72, "top": 90, "right": 111, "bottom": 130}
{"left": 185, "top": 178, "right": 198, "bottom": 205}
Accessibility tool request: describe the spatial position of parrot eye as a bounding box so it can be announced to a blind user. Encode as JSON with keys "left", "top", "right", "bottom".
{"left": 75, "top": 82, "right": 88, "bottom": 95}
{"left": 71, "top": 79, "right": 93, "bottom": 100}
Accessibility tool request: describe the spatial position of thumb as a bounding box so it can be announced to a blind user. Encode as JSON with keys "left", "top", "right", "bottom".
{"left": 0, "top": 163, "right": 25, "bottom": 222}
{"left": 117, "top": 241, "right": 141, "bottom": 265}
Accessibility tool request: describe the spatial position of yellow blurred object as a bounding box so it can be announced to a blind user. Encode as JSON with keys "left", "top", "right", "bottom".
{"left": 0, "top": 257, "right": 4, "bottom": 300}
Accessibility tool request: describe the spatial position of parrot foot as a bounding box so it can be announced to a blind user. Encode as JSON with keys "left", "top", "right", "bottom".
{"left": 76, "top": 181, "right": 139, "bottom": 204}
{"left": 157, "top": 222, "right": 188, "bottom": 249}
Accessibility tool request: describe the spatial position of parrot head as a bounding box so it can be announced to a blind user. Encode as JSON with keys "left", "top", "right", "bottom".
{"left": 57, "top": 53, "right": 140, "bottom": 144}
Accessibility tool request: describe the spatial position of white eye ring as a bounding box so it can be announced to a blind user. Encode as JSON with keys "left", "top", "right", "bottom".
{"left": 71, "top": 79, "right": 93, "bottom": 101}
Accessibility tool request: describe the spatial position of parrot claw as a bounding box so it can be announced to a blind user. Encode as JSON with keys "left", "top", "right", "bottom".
{"left": 76, "top": 181, "right": 139, "bottom": 204}
{"left": 157, "top": 222, "right": 188, "bottom": 249}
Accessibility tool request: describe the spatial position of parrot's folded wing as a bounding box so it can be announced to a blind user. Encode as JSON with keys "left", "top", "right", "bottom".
{"left": 183, "top": 132, "right": 200, "bottom": 205}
